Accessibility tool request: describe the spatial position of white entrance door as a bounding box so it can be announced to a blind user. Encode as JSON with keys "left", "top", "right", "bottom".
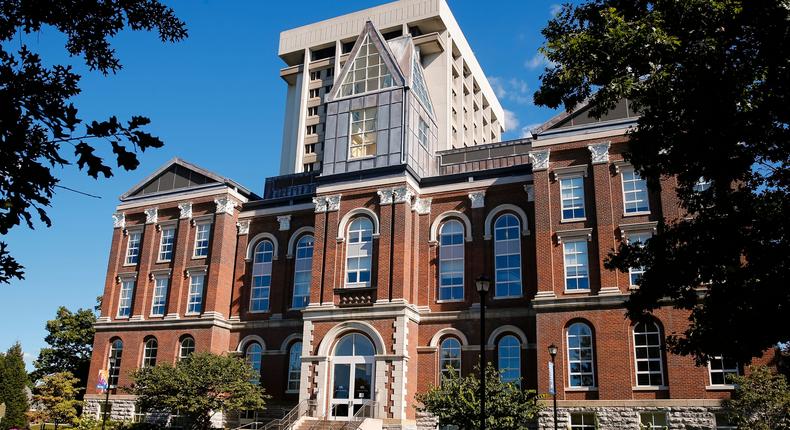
{"left": 329, "top": 333, "right": 375, "bottom": 420}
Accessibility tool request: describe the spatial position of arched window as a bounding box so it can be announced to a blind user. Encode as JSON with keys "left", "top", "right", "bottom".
{"left": 498, "top": 335, "right": 521, "bottom": 384}
{"left": 287, "top": 342, "right": 302, "bottom": 392}
{"left": 633, "top": 321, "right": 664, "bottom": 387}
{"left": 142, "top": 338, "right": 158, "bottom": 368}
{"left": 179, "top": 337, "right": 195, "bottom": 360}
{"left": 292, "top": 235, "right": 314, "bottom": 308}
{"left": 438, "top": 220, "right": 464, "bottom": 301}
{"left": 439, "top": 338, "right": 462, "bottom": 381}
{"left": 251, "top": 240, "right": 274, "bottom": 312}
{"left": 566, "top": 323, "right": 595, "bottom": 387}
{"left": 494, "top": 214, "right": 522, "bottom": 298}
{"left": 346, "top": 218, "right": 373, "bottom": 288}
{"left": 245, "top": 342, "right": 263, "bottom": 383}
{"left": 108, "top": 339, "right": 123, "bottom": 387}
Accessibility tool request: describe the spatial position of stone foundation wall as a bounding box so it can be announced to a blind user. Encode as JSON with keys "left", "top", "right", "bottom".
{"left": 83, "top": 397, "right": 137, "bottom": 422}
{"left": 537, "top": 406, "right": 721, "bottom": 430}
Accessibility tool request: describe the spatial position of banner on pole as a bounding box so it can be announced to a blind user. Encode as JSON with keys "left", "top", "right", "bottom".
{"left": 548, "top": 362, "right": 555, "bottom": 395}
{"left": 96, "top": 369, "right": 109, "bottom": 392}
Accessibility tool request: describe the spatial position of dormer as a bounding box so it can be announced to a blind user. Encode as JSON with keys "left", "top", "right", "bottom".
{"left": 321, "top": 21, "right": 439, "bottom": 179}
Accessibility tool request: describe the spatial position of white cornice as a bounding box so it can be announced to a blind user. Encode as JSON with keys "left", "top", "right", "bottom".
{"left": 116, "top": 187, "right": 248, "bottom": 211}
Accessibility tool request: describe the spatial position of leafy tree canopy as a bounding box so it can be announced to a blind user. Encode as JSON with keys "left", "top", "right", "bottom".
{"left": 29, "top": 371, "right": 82, "bottom": 428}
{"left": 415, "top": 365, "right": 543, "bottom": 430}
{"left": 0, "top": 0, "right": 187, "bottom": 284}
{"left": 0, "top": 343, "right": 30, "bottom": 430}
{"left": 722, "top": 366, "right": 790, "bottom": 430}
{"left": 536, "top": 0, "right": 790, "bottom": 363}
{"left": 128, "top": 353, "right": 269, "bottom": 430}
{"left": 32, "top": 303, "right": 97, "bottom": 390}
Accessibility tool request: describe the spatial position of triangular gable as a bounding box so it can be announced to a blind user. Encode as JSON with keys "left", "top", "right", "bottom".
{"left": 327, "top": 21, "right": 406, "bottom": 102}
{"left": 533, "top": 98, "right": 637, "bottom": 135}
{"left": 121, "top": 157, "right": 251, "bottom": 200}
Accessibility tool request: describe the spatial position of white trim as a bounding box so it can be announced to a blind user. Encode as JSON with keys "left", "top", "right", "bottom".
{"left": 117, "top": 186, "right": 248, "bottom": 211}
{"left": 555, "top": 228, "right": 593, "bottom": 244}
{"left": 633, "top": 321, "right": 665, "bottom": 387}
{"left": 486, "top": 325, "right": 528, "bottom": 348}
{"left": 237, "top": 335, "right": 266, "bottom": 352}
{"left": 566, "top": 322, "right": 596, "bottom": 388}
{"left": 279, "top": 333, "right": 303, "bottom": 353}
{"left": 483, "top": 204, "right": 530, "bottom": 240}
{"left": 429, "top": 327, "right": 469, "bottom": 347}
{"left": 315, "top": 321, "right": 387, "bottom": 356}
{"left": 246, "top": 232, "right": 280, "bottom": 262}
{"left": 429, "top": 210, "right": 473, "bottom": 243}
{"left": 238, "top": 203, "right": 315, "bottom": 219}
{"left": 552, "top": 165, "right": 588, "bottom": 178}
{"left": 337, "top": 207, "right": 380, "bottom": 240}
{"left": 287, "top": 227, "right": 316, "bottom": 258}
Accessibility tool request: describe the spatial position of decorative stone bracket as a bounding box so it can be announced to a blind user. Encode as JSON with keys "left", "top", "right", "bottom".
{"left": 313, "top": 194, "right": 342, "bottom": 213}
{"left": 112, "top": 212, "right": 126, "bottom": 229}
{"left": 144, "top": 207, "right": 158, "bottom": 224}
{"left": 468, "top": 191, "right": 485, "bottom": 209}
{"left": 377, "top": 186, "right": 414, "bottom": 205}
{"left": 528, "top": 149, "right": 551, "bottom": 171}
{"left": 588, "top": 142, "right": 611, "bottom": 164}
{"left": 278, "top": 215, "right": 292, "bottom": 231}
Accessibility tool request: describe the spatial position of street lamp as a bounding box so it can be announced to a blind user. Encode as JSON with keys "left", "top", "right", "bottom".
{"left": 475, "top": 274, "right": 491, "bottom": 430}
{"left": 548, "top": 344, "right": 559, "bottom": 430}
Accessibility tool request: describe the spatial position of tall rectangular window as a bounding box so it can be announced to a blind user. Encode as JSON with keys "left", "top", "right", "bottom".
{"left": 627, "top": 231, "right": 652, "bottom": 286}
{"left": 125, "top": 231, "right": 141, "bottom": 265}
{"left": 622, "top": 167, "right": 650, "bottom": 214}
{"left": 560, "top": 176, "right": 586, "bottom": 220}
{"left": 709, "top": 356, "right": 739, "bottom": 386}
{"left": 158, "top": 227, "right": 175, "bottom": 262}
{"left": 117, "top": 279, "right": 135, "bottom": 318}
{"left": 634, "top": 322, "right": 665, "bottom": 386}
{"left": 349, "top": 108, "right": 377, "bottom": 159}
{"left": 193, "top": 223, "right": 211, "bottom": 257}
{"left": 438, "top": 221, "right": 465, "bottom": 301}
{"left": 563, "top": 239, "right": 589, "bottom": 291}
{"left": 187, "top": 274, "right": 205, "bottom": 314}
{"left": 150, "top": 277, "right": 169, "bottom": 316}
{"left": 418, "top": 118, "right": 429, "bottom": 149}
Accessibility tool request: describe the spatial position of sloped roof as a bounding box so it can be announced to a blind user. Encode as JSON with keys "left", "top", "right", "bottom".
{"left": 120, "top": 157, "right": 254, "bottom": 201}
{"left": 532, "top": 98, "right": 638, "bottom": 136}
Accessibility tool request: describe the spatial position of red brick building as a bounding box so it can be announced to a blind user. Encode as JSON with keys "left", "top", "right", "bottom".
{"left": 83, "top": 6, "right": 769, "bottom": 430}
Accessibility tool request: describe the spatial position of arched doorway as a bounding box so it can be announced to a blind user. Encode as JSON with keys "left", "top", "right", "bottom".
{"left": 330, "top": 333, "right": 375, "bottom": 420}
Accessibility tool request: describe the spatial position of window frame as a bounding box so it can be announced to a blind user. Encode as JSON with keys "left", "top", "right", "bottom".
{"left": 438, "top": 220, "right": 465, "bottom": 302}
{"left": 497, "top": 335, "right": 521, "bottom": 385}
{"left": 493, "top": 214, "right": 522, "bottom": 299}
{"left": 345, "top": 217, "right": 374, "bottom": 288}
{"left": 292, "top": 235, "right": 314, "bottom": 309}
{"left": 157, "top": 225, "right": 176, "bottom": 262}
{"left": 150, "top": 276, "right": 169, "bottom": 317}
{"left": 621, "top": 166, "right": 651, "bottom": 215}
{"left": 626, "top": 231, "right": 653, "bottom": 287}
{"left": 639, "top": 412, "right": 668, "bottom": 429}
{"left": 348, "top": 107, "right": 378, "bottom": 160}
{"left": 142, "top": 338, "right": 158, "bottom": 368}
{"left": 250, "top": 240, "right": 274, "bottom": 313}
{"left": 186, "top": 272, "right": 205, "bottom": 315}
{"left": 117, "top": 278, "right": 135, "bottom": 318}
{"left": 417, "top": 118, "right": 429, "bottom": 149}
{"left": 563, "top": 239, "right": 590, "bottom": 292}
{"left": 179, "top": 337, "right": 195, "bottom": 361}
{"left": 633, "top": 321, "right": 666, "bottom": 388}
{"left": 569, "top": 412, "right": 597, "bottom": 430}
{"left": 708, "top": 355, "right": 739, "bottom": 387}
{"left": 108, "top": 339, "right": 123, "bottom": 388}
{"left": 439, "top": 337, "right": 462, "bottom": 382}
{"left": 193, "top": 221, "right": 212, "bottom": 258}
{"left": 124, "top": 230, "right": 142, "bottom": 266}
{"left": 339, "top": 35, "right": 394, "bottom": 97}
{"left": 559, "top": 175, "right": 587, "bottom": 221}
{"left": 566, "top": 322, "right": 596, "bottom": 388}
{"left": 286, "top": 342, "right": 302, "bottom": 393}
{"left": 244, "top": 341, "right": 263, "bottom": 384}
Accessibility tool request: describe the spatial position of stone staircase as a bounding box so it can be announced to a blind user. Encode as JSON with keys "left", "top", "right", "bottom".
{"left": 294, "top": 419, "right": 348, "bottom": 430}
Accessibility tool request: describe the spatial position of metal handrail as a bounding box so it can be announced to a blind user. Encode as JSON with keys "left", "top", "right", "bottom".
{"left": 340, "top": 401, "right": 378, "bottom": 430}
{"left": 258, "top": 399, "right": 317, "bottom": 430}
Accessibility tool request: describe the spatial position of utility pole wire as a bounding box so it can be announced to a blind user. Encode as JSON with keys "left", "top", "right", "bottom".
{"left": 54, "top": 185, "right": 102, "bottom": 199}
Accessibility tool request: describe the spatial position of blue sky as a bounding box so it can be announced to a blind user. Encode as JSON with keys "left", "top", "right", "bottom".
{"left": 0, "top": 0, "right": 562, "bottom": 369}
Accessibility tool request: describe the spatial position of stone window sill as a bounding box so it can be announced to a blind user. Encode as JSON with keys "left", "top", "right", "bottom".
{"left": 706, "top": 384, "right": 735, "bottom": 391}
{"left": 632, "top": 385, "right": 668, "bottom": 391}
{"left": 565, "top": 386, "right": 598, "bottom": 392}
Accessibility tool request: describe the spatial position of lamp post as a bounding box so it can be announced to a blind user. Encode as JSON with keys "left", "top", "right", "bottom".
{"left": 548, "top": 344, "right": 559, "bottom": 430}
{"left": 101, "top": 356, "right": 114, "bottom": 430}
{"left": 475, "top": 275, "right": 490, "bottom": 430}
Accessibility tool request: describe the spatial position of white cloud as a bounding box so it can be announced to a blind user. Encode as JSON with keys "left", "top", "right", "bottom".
{"left": 503, "top": 109, "right": 520, "bottom": 130}
{"left": 488, "top": 76, "right": 532, "bottom": 105}
{"left": 550, "top": 3, "right": 563, "bottom": 17}
{"left": 525, "top": 53, "right": 549, "bottom": 70}
{"left": 520, "top": 123, "right": 543, "bottom": 139}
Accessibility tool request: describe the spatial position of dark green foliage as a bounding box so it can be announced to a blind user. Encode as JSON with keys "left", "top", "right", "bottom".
{"left": 129, "top": 353, "right": 269, "bottom": 430}
{"left": 0, "top": 343, "right": 30, "bottom": 429}
{"left": 32, "top": 305, "right": 97, "bottom": 392}
{"left": 536, "top": 0, "right": 790, "bottom": 364}
{"left": 0, "top": 0, "right": 187, "bottom": 284}
{"left": 722, "top": 366, "right": 790, "bottom": 429}
{"left": 415, "top": 365, "right": 542, "bottom": 430}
